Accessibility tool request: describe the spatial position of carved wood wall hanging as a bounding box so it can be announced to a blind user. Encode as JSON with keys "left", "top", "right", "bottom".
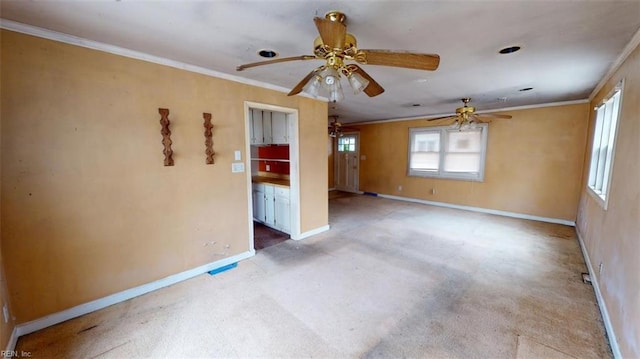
{"left": 158, "top": 108, "right": 174, "bottom": 166}
{"left": 203, "top": 113, "right": 215, "bottom": 164}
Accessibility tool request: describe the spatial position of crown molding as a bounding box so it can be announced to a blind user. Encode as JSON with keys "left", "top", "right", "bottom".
{"left": 349, "top": 99, "right": 589, "bottom": 126}
{"left": 0, "top": 19, "right": 327, "bottom": 102}
{"left": 589, "top": 26, "right": 640, "bottom": 101}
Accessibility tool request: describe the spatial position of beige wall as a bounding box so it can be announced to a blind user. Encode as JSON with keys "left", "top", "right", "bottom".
{"left": 354, "top": 104, "right": 589, "bottom": 221}
{"left": 0, "top": 30, "right": 327, "bottom": 325}
{"left": 577, "top": 43, "right": 639, "bottom": 358}
{"left": 0, "top": 107, "right": 16, "bottom": 349}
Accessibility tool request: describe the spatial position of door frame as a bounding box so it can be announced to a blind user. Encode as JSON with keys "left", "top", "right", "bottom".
{"left": 334, "top": 132, "right": 360, "bottom": 193}
{"left": 244, "top": 102, "right": 300, "bottom": 251}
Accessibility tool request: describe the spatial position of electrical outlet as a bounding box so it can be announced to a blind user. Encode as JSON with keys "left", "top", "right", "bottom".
{"left": 266, "top": 164, "right": 271, "bottom": 171}
{"left": 398, "top": 185, "right": 402, "bottom": 191}
{"left": 431, "top": 188, "right": 436, "bottom": 195}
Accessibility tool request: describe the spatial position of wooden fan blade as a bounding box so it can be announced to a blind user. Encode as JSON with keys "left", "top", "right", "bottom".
{"left": 236, "top": 55, "right": 317, "bottom": 71}
{"left": 287, "top": 68, "right": 321, "bottom": 96}
{"left": 359, "top": 50, "right": 440, "bottom": 71}
{"left": 427, "top": 115, "right": 458, "bottom": 122}
{"left": 349, "top": 64, "right": 385, "bottom": 97}
{"left": 469, "top": 115, "right": 484, "bottom": 123}
{"left": 477, "top": 113, "right": 512, "bottom": 119}
{"left": 314, "top": 17, "right": 346, "bottom": 50}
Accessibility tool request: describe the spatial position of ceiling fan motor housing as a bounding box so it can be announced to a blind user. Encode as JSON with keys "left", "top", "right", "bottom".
{"left": 325, "top": 11, "right": 347, "bottom": 24}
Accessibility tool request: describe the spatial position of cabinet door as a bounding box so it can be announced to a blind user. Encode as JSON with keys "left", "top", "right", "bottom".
{"left": 252, "top": 188, "right": 266, "bottom": 222}
{"left": 251, "top": 109, "right": 264, "bottom": 145}
{"left": 262, "top": 110, "right": 273, "bottom": 144}
{"left": 264, "top": 186, "right": 275, "bottom": 226}
{"left": 271, "top": 112, "right": 288, "bottom": 144}
{"left": 274, "top": 194, "right": 291, "bottom": 234}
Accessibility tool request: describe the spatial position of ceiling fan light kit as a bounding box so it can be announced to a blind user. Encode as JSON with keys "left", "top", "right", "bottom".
{"left": 236, "top": 10, "right": 440, "bottom": 103}
{"left": 429, "top": 98, "right": 513, "bottom": 130}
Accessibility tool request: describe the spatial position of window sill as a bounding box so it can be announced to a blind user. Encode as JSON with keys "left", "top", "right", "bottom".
{"left": 408, "top": 172, "right": 484, "bottom": 182}
{"left": 586, "top": 186, "right": 608, "bottom": 210}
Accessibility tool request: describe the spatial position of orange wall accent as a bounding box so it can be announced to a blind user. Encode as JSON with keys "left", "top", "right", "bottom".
{"left": 576, "top": 43, "right": 640, "bottom": 358}
{"left": 257, "top": 145, "right": 290, "bottom": 160}
{"left": 256, "top": 145, "right": 290, "bottom": 174}
{"left": 354, "top": 103, "right": 589, "bottom": 221}
{"left": 0, "top": 30, "right": 328, "bottom": 325}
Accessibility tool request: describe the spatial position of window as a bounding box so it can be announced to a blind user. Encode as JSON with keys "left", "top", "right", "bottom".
{"left": 587, "top": 82, "right": 623, "bottom": 208}
{"left": 408, "top": 124, "right": 488, "bottom": 181}
{"left": 337, "top": 136, "right": 356, "bottom": 152}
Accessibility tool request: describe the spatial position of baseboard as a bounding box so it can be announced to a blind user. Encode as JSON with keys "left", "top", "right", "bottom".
{"left": 377, "top": 193, "right": 576, "bottom": 226}
{"left": 328, "top": 188, "right": 337, "bottom": 191}
{"left": 13, "top": 250, "right": 254, "bottom": 339}
{"left": 3, "top": 327, "right": 19, "bottom": 358}
{"left": 575, "top": 229, "right": 622, "bottom": 359}
{"left": 291, "top": 225, "right": 330, "bottom": 240}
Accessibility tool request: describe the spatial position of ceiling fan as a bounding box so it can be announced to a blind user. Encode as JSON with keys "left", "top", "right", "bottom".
{"left": 428, "top": 98, "right": 512, "bottom": 129}
{"left": 236, "top": 11, "right": 440, "bottom": 102}
{"left": 328, "top": 116, "right": 356, "bottom": 137}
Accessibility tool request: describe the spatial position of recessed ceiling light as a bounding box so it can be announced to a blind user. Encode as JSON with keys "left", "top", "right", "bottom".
{"left": 499, "top": 46, "right": 521, "bottom": 54}
{"left": 519, "top": 87, "right": 534, "bottom": 92}
{"left": 258, "top": 49, "right": 278, "bottom": 58}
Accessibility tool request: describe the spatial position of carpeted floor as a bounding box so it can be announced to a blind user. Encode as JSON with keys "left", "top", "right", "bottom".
{"left": 15, "top": 194, "right": 612, "bottom": 358}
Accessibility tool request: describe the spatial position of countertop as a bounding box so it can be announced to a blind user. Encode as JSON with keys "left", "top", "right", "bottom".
{"left": 252, "top": 176, "right": 290, "bottom": 188}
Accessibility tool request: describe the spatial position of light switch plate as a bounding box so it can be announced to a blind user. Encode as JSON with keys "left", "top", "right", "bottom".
{"left": 231, "top": 162, "right": 245, "bottom": 173}
{"left": 234, "top": 150, "right": 241, "bottom": 161}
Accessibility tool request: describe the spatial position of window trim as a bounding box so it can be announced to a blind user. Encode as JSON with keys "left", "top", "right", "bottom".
{"left": 586, "top": 80, "right": 624, "bottom": 210}
{"left": 407, "top": 123, "right": 488, "bottom": 181}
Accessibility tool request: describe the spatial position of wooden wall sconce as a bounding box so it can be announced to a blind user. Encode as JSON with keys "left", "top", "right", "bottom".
{"left": 203, "top": 113, "right": 215, "bottom": 164}
{"left": 158, "top": 108, "right": 174, "bottom": 166}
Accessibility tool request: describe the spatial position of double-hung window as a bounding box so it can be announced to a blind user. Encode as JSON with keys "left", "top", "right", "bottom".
{"left": 587, "top": 82, "right": 623, "bottom": 208}
{"left": 408, "top": 124, "right": 488, "bottom": 181}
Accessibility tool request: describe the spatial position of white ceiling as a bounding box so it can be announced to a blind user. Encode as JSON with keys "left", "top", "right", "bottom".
{"left": 2, "top": 1, "right": 639, "bottom": 124}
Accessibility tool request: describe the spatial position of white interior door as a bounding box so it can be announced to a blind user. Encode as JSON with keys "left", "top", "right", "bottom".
{"left": 335, "top": 133, "right": 359, "bottom": 193}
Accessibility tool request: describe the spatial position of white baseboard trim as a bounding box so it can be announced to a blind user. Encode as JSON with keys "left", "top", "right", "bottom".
{"left": 377, "top": 193, "right": 576, "bottom": 226}
{"left": 4, "top": 327, "right": 19, "bottom": 358}
{"left": 291, "top": 225, "right": 330, "bottom": 240}
{"left": 575, "top": 229, "right": 622, "bottom": 359}
{"left": 13, "top": 250, "right": 254, "bottom": 339}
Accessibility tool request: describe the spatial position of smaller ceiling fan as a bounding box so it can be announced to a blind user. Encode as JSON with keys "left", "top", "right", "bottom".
{"left": 428, "top": 98, "right": 512, "bottom": 129}
{"left": 328, "top": 116, "right": 356, "bottom": 137}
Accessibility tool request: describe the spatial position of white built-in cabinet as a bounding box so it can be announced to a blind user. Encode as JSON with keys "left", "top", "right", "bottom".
{"left": 273, "top": 186, "right": 291, "bottom": 233}
{"left": 270, "top": 112, "right": 288, "bottom": 144}
{"left": 250, "top": 109, "right": 265, "bottom": 145}
{"left": 252, "top": 183, "right": 290, "bottom": 234}
{"left": 250, "top": 109, "right": 289, "bottom": 145}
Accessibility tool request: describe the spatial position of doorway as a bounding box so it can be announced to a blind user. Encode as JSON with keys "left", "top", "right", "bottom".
{"left": 244, "top": 102, "right": 300, "bottom": 253}
{"left": 334, "top": 133, "right": 359, "bottom": 193}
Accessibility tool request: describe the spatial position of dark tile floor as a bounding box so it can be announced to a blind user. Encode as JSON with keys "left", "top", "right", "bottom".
{"left": 253, "top": 221, "right": 289, "bottom": 250}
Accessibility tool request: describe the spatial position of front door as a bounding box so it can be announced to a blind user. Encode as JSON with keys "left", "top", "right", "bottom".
{"left": 335, "top": 133, "right": 359, "bottom": 193}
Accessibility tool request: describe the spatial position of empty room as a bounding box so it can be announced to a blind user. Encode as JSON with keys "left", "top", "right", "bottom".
{"left": 1, "top": 1, "right": 639, "bottom": 358}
